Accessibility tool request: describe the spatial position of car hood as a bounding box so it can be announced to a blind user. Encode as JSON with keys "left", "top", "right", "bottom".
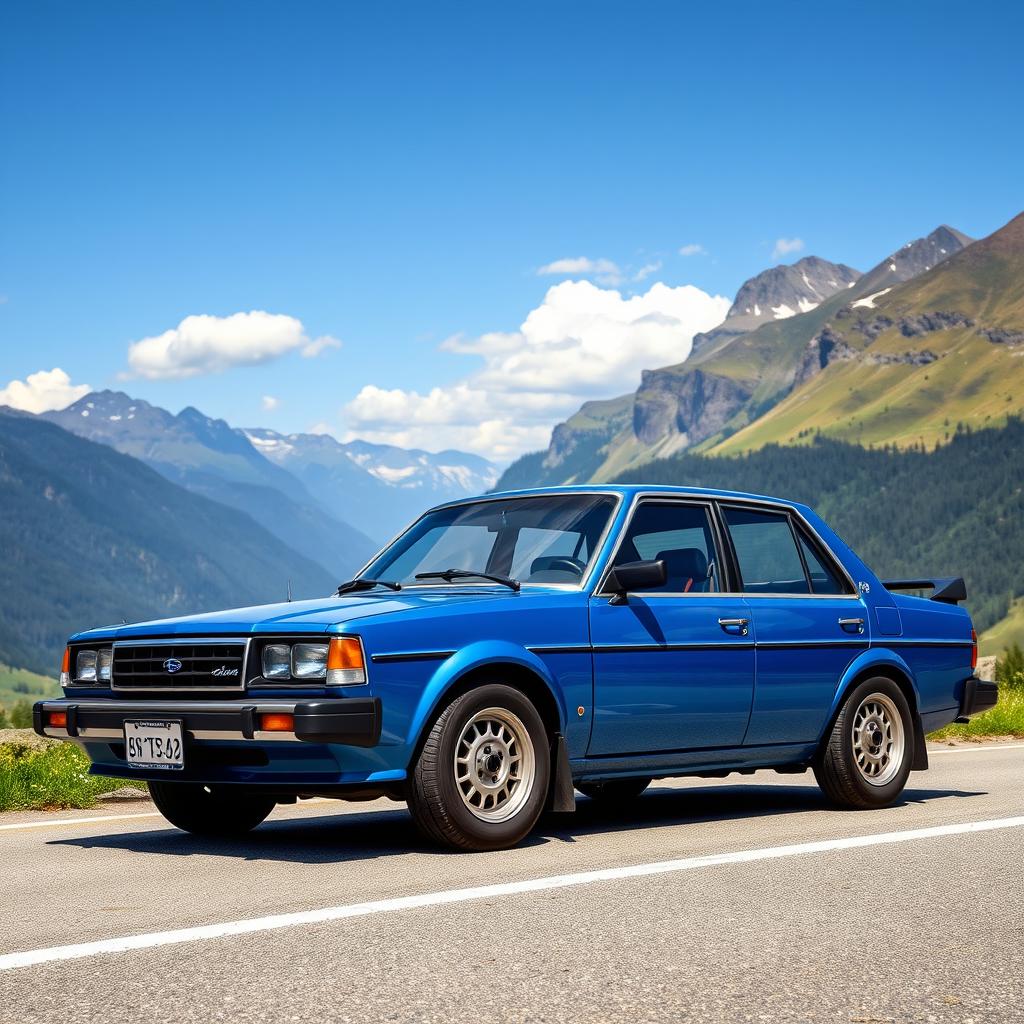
{"left": 71, "top": 587, "right": 566, "bottom": 641}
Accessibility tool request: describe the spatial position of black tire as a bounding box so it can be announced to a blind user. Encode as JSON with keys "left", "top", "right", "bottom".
{"left": 149, "top": 782, "right": 276, "bottom": 836}
{"left": 813, "top": 676, "right": 915, "bottom": 809}
{"left": 576, "top": 776, "right": 652, "bottom": 804}
{"left": 408, "top": 683, "right": 550, "bottom": 851}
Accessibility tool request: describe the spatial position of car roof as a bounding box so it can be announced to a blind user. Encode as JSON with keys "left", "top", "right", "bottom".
{"left": 431, "top": 484, "right": 805, "bottom": 512}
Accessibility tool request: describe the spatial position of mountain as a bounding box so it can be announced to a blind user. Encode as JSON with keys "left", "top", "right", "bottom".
{"left": 0, "top": 412, "right": 336, "bottom": 676}
{"left": 713, "top": 214, "right": 1023, "bottom": 452}
{"left": 43, "top": 392, "right": 377, "bottom": 575}
{"left": 496, "top": 225, "right": 974, "bottom": 490}
{"left": 691, "top": 255, "right": 860, "bottom": 356}
{"left": 244, "top": 429, "right": 499, "bottom": 539}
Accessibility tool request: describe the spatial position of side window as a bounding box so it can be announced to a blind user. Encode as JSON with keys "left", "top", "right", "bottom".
{"left": 612, "top": 503, "right": 720, "bottom": 593}
{"left": 723, "top": 507, "right": 809, "bottom": 595}
{"left": 797, "top": 531, "right": 849, "bottom": 595}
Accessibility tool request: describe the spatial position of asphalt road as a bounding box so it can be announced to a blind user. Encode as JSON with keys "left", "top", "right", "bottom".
{"left": 1, "top": 743, "right": 1022, "bottom": 1023}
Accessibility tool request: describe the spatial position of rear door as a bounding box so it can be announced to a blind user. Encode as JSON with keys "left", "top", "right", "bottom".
{"left": 588, "top": 499, "right": 755, "bottom": 756}
{"left": 719, "top": 504, "right": 870, "bottom": 746}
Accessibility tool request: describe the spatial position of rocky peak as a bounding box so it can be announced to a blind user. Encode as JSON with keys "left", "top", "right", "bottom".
{"left": 856, "top": 225, "right": 974, "bottom": 294}
{"left": 691, "top": 256, "right": 860, "bottom": 356}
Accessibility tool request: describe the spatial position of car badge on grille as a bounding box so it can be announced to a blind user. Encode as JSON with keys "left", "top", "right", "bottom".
{"left": 163, "top": 658, "right": 183, "bottom": 673}
{"left": 212, "top": 666, "right": 239, "bottom": 677}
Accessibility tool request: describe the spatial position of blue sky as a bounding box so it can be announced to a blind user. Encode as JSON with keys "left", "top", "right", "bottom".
{"left": 2, "top": 0, "right": 1022, "bottom": 463}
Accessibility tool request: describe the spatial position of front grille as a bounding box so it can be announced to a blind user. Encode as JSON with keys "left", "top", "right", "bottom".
{"left": 112, "top": 641, "right": 247, "bottom": 692}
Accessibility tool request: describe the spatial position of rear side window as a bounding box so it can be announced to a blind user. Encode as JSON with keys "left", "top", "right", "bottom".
{"left": 723, "top": 507, "right": 809, "bottom": 594}
{"left": 612, "top": 502, "right": 720, "bottom": 593}
{"left": 796, "top": 531, "right": 849, "bottom": 595}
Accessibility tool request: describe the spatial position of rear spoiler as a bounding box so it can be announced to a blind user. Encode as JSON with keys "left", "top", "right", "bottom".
{"left": 881, "top": 577, "right": 967, "bottom": 605}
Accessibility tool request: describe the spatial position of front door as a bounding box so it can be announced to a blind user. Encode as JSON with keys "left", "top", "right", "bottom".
{"left": 588, "top": 500, "right": 755, "bottom": 756}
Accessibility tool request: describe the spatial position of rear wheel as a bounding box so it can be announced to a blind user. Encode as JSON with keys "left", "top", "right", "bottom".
{"left": 408, "top": 683, "right": 550, "bottom": 851}
{"left": 150, "top": 782, "right": 275, "bottom": 836}
{"left": 576, "top": 777, "right": 652, "bottom": 804}
{"left": 814, "top": 677, "right": 914, "bottom": 809}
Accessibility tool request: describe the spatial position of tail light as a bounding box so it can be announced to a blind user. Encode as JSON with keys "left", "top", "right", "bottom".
{"left": 971, "top": 628, "right": 978, "bottom": 671}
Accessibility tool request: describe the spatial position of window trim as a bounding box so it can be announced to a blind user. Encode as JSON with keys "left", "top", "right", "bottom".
{"left": 594, "top": 497, "right": 735, "bottom": 598}
{"left": 356, "top": 490, "right": 625, "bottom": 593}
{"left": 717, "top": 501, "right": 859, "bottom": 600}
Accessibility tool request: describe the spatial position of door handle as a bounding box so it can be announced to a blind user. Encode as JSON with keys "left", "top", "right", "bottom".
{"left": 718, "top": 617, "right": 749, "bottom": 636}
{"left": 839, "top": 617, "right": 865, "bottom": 634}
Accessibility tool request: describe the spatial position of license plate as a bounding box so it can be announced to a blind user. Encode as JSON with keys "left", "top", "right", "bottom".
{"left": 124, "top": 720, "right": 184, "bottom": 770}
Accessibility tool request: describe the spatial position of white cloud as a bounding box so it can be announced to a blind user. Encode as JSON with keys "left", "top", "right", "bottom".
{"left": 678, "top": 244, "right": 706, "bottom": 257}
{"left": 771, "top": 237, "right": 805, "bottom": 261}
{"left": 632, "top": 261, "right": 663, "bottom": 282}
{"left": 344, "top": 279, "right": 729, "bottom": 461}
{"left": 537, "top": 257, "right": 623, "bottom": 286}
{"left": 0, "top": 367, "right": 91, "bottom": 413}
{"left": 301, "top": 335, "right": 342, "bottom": 359}
{"left": 126, "top": 311, "right": 337, "bottom": 379}
{"left": 261, "top": 395, "right": 280, "bottom": 412}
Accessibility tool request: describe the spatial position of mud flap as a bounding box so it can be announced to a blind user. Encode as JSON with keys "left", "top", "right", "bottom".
{"left": 911, "top": 713, "right": 929, "bottom": 771}
{"left": 547, "top": 733, "right": 576, "bottom": 812}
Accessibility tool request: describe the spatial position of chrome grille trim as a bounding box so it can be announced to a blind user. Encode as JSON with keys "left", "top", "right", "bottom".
{"left": 111, "top": 638, "right": 249, "bottom": 692}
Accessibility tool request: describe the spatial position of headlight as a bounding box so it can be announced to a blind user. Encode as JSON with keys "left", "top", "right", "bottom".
{"left": 258, "top": 638, "right": 366, "bottom": 685}
{"left": 76, "top": 649, "right": 97, "bottom": 682}
{"left": 262, "top": 644, "right": 292, "bottom": 680}
{"left": 72, "top": 647, "right": 113, "bottom": 684}
{"left": 292, "top": 643, "right": 328, "bottom": 679}
{"left": 97, "top": 648, "right": 113, "bottom": 683}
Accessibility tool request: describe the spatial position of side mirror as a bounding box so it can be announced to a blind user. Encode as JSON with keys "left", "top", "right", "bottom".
{"left": 605, "top": 559, "right": 667, "bottom": 604}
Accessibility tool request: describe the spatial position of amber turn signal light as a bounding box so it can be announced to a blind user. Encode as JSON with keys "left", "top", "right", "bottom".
{"left": 48, "top": 711, "right": 68, "bottom": 729}
{"left": 259, "top": 712, "right": 295, "bottom": 732}
{"left": 327, "top": 637, "right": 366, "bottom": 685}
{"left": 60, "top": 647, "right": 70, "bottom": 686}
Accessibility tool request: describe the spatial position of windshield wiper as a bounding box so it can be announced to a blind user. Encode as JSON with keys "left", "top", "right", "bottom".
{"left": 336, "top": 578, "right": 402, "bottom": 596}
{"left": 414, "top": 569, "right": 520, "bottom": 591}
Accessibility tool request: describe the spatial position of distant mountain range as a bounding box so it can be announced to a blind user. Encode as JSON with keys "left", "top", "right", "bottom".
{"left": 0, "top": 413, "right": 337, "bottom": 676}
{"left": 43, "top": 392, "right": 498, "bottom": 552}
{"left": 497, "top": 223, "right": 981, "bottom": 489}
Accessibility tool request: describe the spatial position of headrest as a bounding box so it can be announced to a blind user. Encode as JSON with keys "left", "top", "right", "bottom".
{"left": 530, "top": 555, "right": 585, "bottom": 581}
{"left": 654, "top": 548, "right": 709, "bottom": 589}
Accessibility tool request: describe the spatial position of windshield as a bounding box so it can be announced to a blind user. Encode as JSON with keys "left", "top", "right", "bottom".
{"left": 361, "top": 494, "right": 618, "bottom": 588}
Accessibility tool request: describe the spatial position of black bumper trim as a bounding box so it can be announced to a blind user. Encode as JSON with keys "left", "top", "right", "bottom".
{"left": 33, "top": 697, "right": 382, "bottom": 748}
{"left": 956, "top": 677, "right": 998, "bottom": 722}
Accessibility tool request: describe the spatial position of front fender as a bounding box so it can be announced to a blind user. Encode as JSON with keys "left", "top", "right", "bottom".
{"left": 825, "top": 646, "right": 921, "bottom": 729}
{"left": 404, "top": 640, "right": 568, "bottom": 748}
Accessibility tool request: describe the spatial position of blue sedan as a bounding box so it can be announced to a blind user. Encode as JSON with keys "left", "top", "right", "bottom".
{"left": 35, "top": 486, "right": 996, "bottom": 850}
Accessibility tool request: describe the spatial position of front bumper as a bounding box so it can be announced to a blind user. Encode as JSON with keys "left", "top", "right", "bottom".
{"left": 956, "top": 677, "right": 999, "bottom": 722}
{"left": 32, "top": 697, "right": 382, "bottom": 747}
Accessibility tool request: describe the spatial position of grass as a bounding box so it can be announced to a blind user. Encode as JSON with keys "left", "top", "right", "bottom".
{"left": 980, "top": 598, "right": 1024, "bottom": 657}
{"left": 0, "top": 663, "right": 60, "bottom": 710}
{"left": 0, "top": 732, "right": 143, "bottom": 812}
{"left": 929, "top": 686, "right": 1024, "bottom": 741}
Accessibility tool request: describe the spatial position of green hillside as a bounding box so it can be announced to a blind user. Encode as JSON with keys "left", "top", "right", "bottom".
{"left": 715, "top": 212, "right": 1024, "bottom": 454}
{"left": 0, "top": 664, "right": 60, "bottom": 714}
{"left": 0, "top": 413, "right": 336, "bottom": 676}
{"left": 613, "top": 419, "right": 1024, "bottom": 638}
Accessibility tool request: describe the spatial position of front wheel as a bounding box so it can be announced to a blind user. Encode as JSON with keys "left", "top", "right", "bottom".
{"left": 408, "top": 683, "right": 550, "bottom": 851}
{"left": 813, "top": 677, "right": 915, "bottom": 809}
{"left": 149, "top": 782, "right": 276, "bottom": 836}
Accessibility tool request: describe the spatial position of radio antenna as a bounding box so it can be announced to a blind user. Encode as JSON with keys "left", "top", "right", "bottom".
{"left": 286, "top": 579, "right": 292, "bottom": 602}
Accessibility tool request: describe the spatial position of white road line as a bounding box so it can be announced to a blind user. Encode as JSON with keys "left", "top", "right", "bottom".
{"left": 3, "top": 814, "right": 1023, "bottom": 972}
{"left": 0, "top": 812, "right": 160, "bottom": 832}
{"left": 930, "top": 742, "right": 1024, "bottom": 754}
